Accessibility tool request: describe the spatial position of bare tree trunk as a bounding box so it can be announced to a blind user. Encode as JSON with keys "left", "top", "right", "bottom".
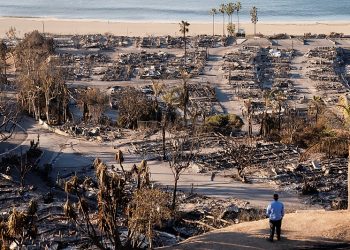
{"left": 222, "top": 14, "right": 225, "bottom": 37}
{"left": 212, "top": 15, "right": 215, "bottom": 37}
{"left": 254, "top": 24, "right": 256, "bottom": 36}
{"left": 148, "top": 220, "right": 152, "bottom": 249}
{"left": 45, "top": 100, "right": 50, "bottom": 125}
{"left": 119, "top": 162, "right": 125, "bottom": 175}
{"left": 184, "top": 33, "right": 187, "bottom": 66}
{"left": 172, "top": 175, "right": 179, "bottom": 211}
{"left": 278, "top": 104, "right": 282, "bottom": 131}
{"left": 162, "top": 124, "right": 166, "bottom": 160}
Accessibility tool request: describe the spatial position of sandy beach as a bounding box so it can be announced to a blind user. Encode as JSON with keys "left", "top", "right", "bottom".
{"left": 0, "top": 17, "right": 349, "bottom": 37}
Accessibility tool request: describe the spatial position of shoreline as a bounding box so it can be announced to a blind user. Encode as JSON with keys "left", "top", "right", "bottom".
{"left": 0, "top": 17, "right": 350, "bottom": 37}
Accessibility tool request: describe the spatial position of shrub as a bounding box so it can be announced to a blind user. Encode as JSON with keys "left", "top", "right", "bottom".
{"left": 204, "top": 114, "right": 243, "bottom": 134}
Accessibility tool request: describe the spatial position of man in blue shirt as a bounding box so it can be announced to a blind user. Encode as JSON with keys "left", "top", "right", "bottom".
{"left": 266, "top": 193, "right": 284, "bottom": 242}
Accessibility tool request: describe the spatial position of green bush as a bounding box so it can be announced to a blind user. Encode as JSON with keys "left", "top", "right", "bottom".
{"left": 228, "top": 114, "right": 244, "bottom": 129}
{"left": 206, "top": 114, "right": 229, "bottom": 127}
{"left": 205, "top": 114, "right": 244, "bottom": 134}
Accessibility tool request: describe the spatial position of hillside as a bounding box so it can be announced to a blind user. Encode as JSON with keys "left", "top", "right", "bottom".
{"left": 164, "top": 210, "right": 350, "bottom": 250}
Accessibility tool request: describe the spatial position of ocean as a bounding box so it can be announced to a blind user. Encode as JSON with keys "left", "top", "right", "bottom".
{"left": 0, "top": 0, "right": 349, "bottom": 22}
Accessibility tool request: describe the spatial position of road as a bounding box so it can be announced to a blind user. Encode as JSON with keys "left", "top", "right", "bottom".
{"left": 12, "top": 116, "right": 316, "bottom": 210}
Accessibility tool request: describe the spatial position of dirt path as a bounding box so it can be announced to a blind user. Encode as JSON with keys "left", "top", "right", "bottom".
{"left": 204, "top": 46, "right": 243, "bottom": 116}
{"left": 290, "top": 51, "right": 318, "bottom": 101}
{"left": 163, "top": 210, "right": 350, "bottom": 250}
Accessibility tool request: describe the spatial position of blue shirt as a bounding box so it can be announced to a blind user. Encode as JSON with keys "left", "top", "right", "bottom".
{"left": 266, "top": 200, "right": 284, "bottom": 221}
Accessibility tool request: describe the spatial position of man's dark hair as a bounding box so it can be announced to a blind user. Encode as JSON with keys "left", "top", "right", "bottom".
{"left": 273, "top": 194, "right": 279, "bottom": 200}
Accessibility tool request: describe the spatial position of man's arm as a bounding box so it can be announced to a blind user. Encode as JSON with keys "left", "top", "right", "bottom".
{"left": 281, "top": 203, "right": 284, "bottom": 218}
{"left": 266, "top": 204, "right": 271, "bottom": 218}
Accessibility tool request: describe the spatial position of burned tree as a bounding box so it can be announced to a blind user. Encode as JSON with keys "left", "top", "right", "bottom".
{"left": 161, "top": 89, "right": 178, "bottom": 160}
{"left": 64, "top": 162, "right": 128, "bottom": 249}
{"left": 0, "top": 200, "right": 38, "bottom": 249}
{"left": 79, "top": 88, "right": 109, "bottom": 124}
{"left": 64, "top": 158, "right": 171, "bottom": 249}
{"left": 15, "top": 31, "right": 69, "bottom": 124}
{"left": 229, "top": 143, "right": 256, "bottom": 183}
{"left": 127, "top": 188, "right": 171, "bottom": 249}
{"left": 0, "top": 40, "right": 8, "bottom": 83}
{"left": 166, "top": 134, "right": 199, "bottom": 211}
{"left": 130, "top": 160, "right": 151, "bottom": 190}
{"left": 115, "top": 149, "right": 125, "bottom": 174}
{"left": 117, "top": 87, "right": 156, "bottom": 129}
{"left": 180, "top": 72, "right": 190, "bottom": 126}
{"left": 0, "top": 87, "right": 20, "bottom": 142}
{"left": 40, "top": 60, "right": 69, "bottom": 124}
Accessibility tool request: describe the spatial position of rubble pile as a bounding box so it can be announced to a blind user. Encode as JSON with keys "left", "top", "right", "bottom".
{"left": 107, "top": 50, "right": 207, "bottom": 80}
{"left": 223, "top": 45, "right": 294, "bottom": 101}
{"left": 223, "top": 46, "right": 260, "bottom": 99}
{"left": 306, "top": 47, "right": 348, "bottom": 98}
{"left": 195, "top": 142, "right": 299, "bottom": 173}
{"left": 129, "top": 133, "right": 231, "bottom": 161}
{"left": 58, "top": 122, "right": 122, "bottom": 142}
{"left": 187, "top": 83, "right": 224, "bottom": 116}
{"left": 118, "top": 51, "right": 175, "bottom": 80}
{"left": 54, "top": 34, "right": 132, "bottom": 49}
{"left": 58, "top": 53, "right": 111, "bottom": 80}
{"left": 274, "top": 157, "right": 348, "bottom": 209}
{"left": 136, "top": 35, "right": 221, "bottom": 50}
{"left": 173, "top": 193, "right": 265, "bottom": 238}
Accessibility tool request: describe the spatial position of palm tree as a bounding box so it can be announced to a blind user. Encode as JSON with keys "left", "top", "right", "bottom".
{"left": 310, "top": 96, "right": 325, "bottom": 124}
{"left": 226, "top": 3, "right": 236, "bottom": 37}
{"left": 236, "top": 1, "right": 242, "bottom": 32}
{"left": 271, "top": 91, "right": 286, "bottom": 131}
{"left": 209, "top": 8, "right": 218, "bottom": 37}
{"left": 161, "top": 90, "right": 177, "bottom": 160}
{"left": 180, "top": 71, "right": 190, "bottom": 126}
{"left": 151, "top": 80, "right": 163, "bottom": 120}
{"left": 219, "top": 4, "right": 226, "bottom": 37}
{"left": 226, "top": 3, "right": 235, "bottom": 26}
{"left": 179, "top": 20, "right": 190, "bottom": 66}
{"left": 250, "top": 6, "right": 258, "bottom": 36}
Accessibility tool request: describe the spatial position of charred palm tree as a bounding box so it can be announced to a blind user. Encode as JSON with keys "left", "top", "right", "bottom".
{"left": 180, "top": 71, "right": 190, "bottom": 126}
{"left": 115, "top": 149, "right": 125, "bottom": 174}
{"left": 250, "top": 6, "right": 258, "bottom": 36}
{"left": 151, "top": 80, "right": 163, "bottom": 121}
{"left": 309, "top": 96, "right": 325, "bottom": 124}
{"left": 179, "top": 20, "right": 190, "bottom": 66}
{"left": 210, "top": 8, "right": 218, "bottom": 38}
{"left": 270, "top": 90, "right": 286, "bottom": 131}
{"left": 219, "top": 4, "right": 227, "bottom": 37}
{"left": 162, "top": 90, "right": 177, "bottom": 160}
{"left": 236, "top": 1, "right": 242, "bottom": 32}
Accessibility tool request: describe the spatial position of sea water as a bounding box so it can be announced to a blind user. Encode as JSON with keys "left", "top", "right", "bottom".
{"left": 0, "top": 0, "right": 349, "bottom": 22}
